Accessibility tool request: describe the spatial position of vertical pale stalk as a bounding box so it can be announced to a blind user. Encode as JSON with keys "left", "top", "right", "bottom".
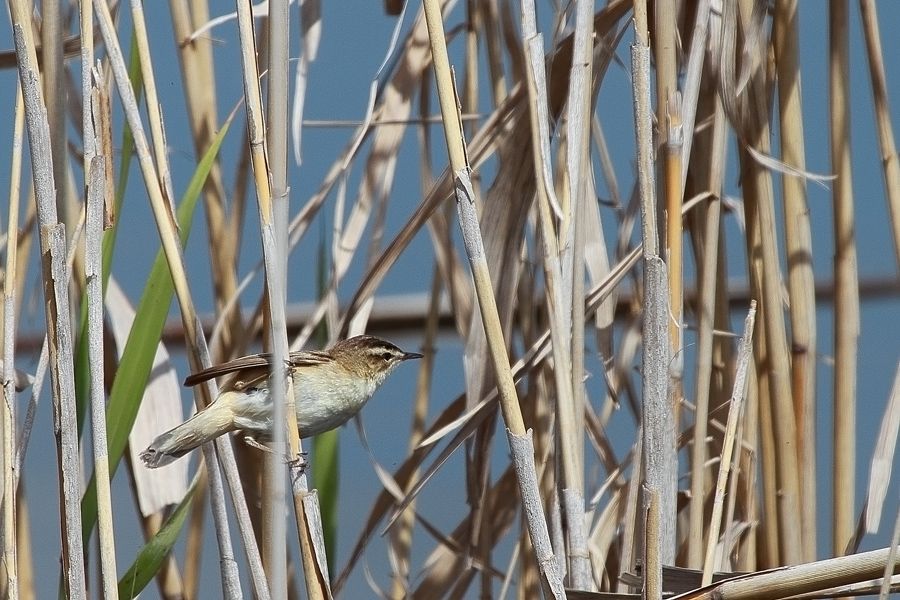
{"left": 829, "top": 0, "right": 859, "bottom": 559}
{"left": 642, "top": 488, "right": 661, "bottom": 600}
{"left": 688, "top": 90, "right": 726, "bottom": 569}
{"left": 264, "top": 0, "right": 291, "bottom": 595}
{"left": 736, "top": 0, "right": 802, "bottom": 564}
{"left": 421, "top": 0, "right": 564, "bottom": 595}
{"left": 11, "top": 23, "right": 87, "bottom": 599}
{"left": 702, "top": 303, "right": 756, "bottom": 585}
{"left": 773, "top": 0, "right": 817, "bottom": 562}
{"left": 633, "top": 0, "right": 676, "bottom": 566}
{"left": 563, "top": 0, "right": 593, "bottom": 587}
{"left": 42, "top": 0, "right": 70, "bottom": 230}
{"left": 183, "top": 466, "right": 208, "bottom": 599}
{"left": 463, "top": 0, "right": 478, "bottom": 136}
{"left": 233, "top": 0, "right": 326, "bottom": 596}
{"left": 130, "top": 0, "right": 176, "bottom": 204}
{"left": 738, "top": 356, "right": 759, "bottom": 572}
{"left": 92, "top": 1, "right": 267, "bottom": 595}
{"left": 654, "top": 0, "right": 676, "bottom": 252}
{"left": 2, "top": 85, "right": 25, "bottom": 600}
{"left": 85, "top": 155, "right": 118, "bottom": 599}
{"left": 389, "top": 268, "right": 439, "bottom": 599}
{"left": 679, "top": 0, "right": 711, "bottom": 186}
{"left": 753, "top": 310, "right": 780, "bottom": 566}
{"left": 859, "top": 0, "right": 900, "bottom": 267}
{"left": 81, "top": 0, "right": 118, "bottom": 593}
{"left": 481, "top": 0, "right": 507, "bottom": 105}
{"left": 688, "top": 197, "right": 720, "bottom": 568}
{"left": 168, "top": 0, "right": 242, "bottom": 358}
{"left": 665, "top": 94, "right": 683, "bottom": 357}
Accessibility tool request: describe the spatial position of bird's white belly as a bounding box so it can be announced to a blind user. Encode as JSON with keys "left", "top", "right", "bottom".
{"left": 231, "top": 373, "right": 375, "bottom": 438}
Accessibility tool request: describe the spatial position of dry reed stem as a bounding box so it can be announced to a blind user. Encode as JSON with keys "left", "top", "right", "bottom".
{"left": 679, "top": 0, "right": 712, "bottom": 187}
{"left": 880, "top": 514, "right": 900, "bottom": 598}
{"left": 859, "top": 0, "right": 900, "bottom": 267}
{"left": 562, "top": 0, "right": 594, "bottom": 587}
{"left": 92, "top": 1, "right": 267, "bottom": 595}
{"left": 232, "top": 0, "right": 320, "bottom": 596}
{"left": 184, "top": 463, "right": 209, "bottom": 599}
{"left": 338, "top": 237, "right": 641, "bottom": 592}
{"left": 42, "top": 0, "right": 70, "bottom": 238}
{"left": 12, "top": 21, "right": 87, "bottom": 598}
{"left": 643, "top": 486, "right": 661, "bottom": 600}
{"left": 617, "top": 436, "right": 642, "bottom": 594}
{"left": 521, "top": 0, "right": 585, "bottom": 588}
{"left": 736, "top": 0, "right": 802, "bottom": 562}
{"left": 688, "top": 195, "right": 721, "bottom": 570}
{"left": 1, "top": 83, "right": 24, "bottom": 600}
{"left": 263, "top": 0, "right": 292, "bottom": 595}
{"left": 703, "top": 301, "right": 756, "bottom": 585}
{"left": 131, "top": 0, "right": 175, "bottom": 207}
{"left": 168, "top": 0, "right": 243, "bottom": 360}
{"left": 665, "top": 92, "right": 683, "bottom": 359}
{"left": 82, "top": 2, "right": 117, "bottom": 593}
{"left": 680, "top": 546, "right": 900, "bottom": 600}
{"left": 654, "top": 0, "right": 676, "bottom": 273}
{"left": 86, "top": 156, "right": 118, "bottom": 599}
{"left": 633, "top": 0, "right": 676, "bottom": 565}
{"left": 773, "top": 0, "right": 818, "bottom": 562}
{"left": 421, "top": 2, "right": 567, "bottom": 596}
{"left": 829, "top": 0, "right": 860, "bottom": 560}
{"left": 388, "top": 268, "right": 439, "bottom": 599}
{"left": 866, "top": 363, "right": 900, "bottom": 533}
{"left": 752, "top": 312, "right": 779, "bottom": 567}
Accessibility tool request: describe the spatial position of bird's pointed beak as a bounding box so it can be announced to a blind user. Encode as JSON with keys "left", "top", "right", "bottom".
{"left": 402, "top": 351, "right": 424, "bottom": 361}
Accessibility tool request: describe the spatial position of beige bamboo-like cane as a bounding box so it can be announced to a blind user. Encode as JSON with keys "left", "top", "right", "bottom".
{"left": 703, "top": 302, "right": 757, "bottom": 585}
{"left": 773, "top": 0, "right": 818, "bottom": 563}
{"left": 232, "top": 0, "right": 326, "bottom": 597}
{"left": 82, "top": 0, "right": 119, "bottom": 593}
{"left": 563, "top": 0, "right": 593, "bottom": 586}
{"left": 93, "top": 0, "right": 267, "bottom": 594}
{"left": 736, "top": 0, "right": 802, "bottom": 564}
{"left": 634, "top": 0, "right": 677, "bottom": 568}
{"left": 421, "top": 0, "right": 565, "bottom": 595}
{"left": 389, "top": 267, "right": 439, "bottom": 599}
{"left": 168, "top": 0, "right": 244, "bottom": 361}
{"left": 829, "top": 0, "right": 860, "bottom": 561}
{"left": 1, "top": 84, "right": 25, "bottom": 600}
{"left": 11, "top": 21, "right": 87, "bottom": 599}
{"left": 859, "top": 0, "right": 900, "bottom": 268}
{"left": 263, "top": 0, "right": 292, "bottom": 595}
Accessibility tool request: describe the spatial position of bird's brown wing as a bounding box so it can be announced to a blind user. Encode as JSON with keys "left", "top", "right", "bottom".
{"left": 287, "top": 350, "right": 333, "bottom": 368}
{"left": 183, "top": 353, "right": 273, "bottom": 387}
{"left": 183, "top": 349, "right": 335, "bottom": 388}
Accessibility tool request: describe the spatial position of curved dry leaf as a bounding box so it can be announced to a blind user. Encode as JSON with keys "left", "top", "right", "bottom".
{"left": 291, "top": 0, "right": 322, "bottom": 165}
{"left": 744, "top": 144, "right": 836, "bottom": 189}
{"left": 865, "top": 360, "right": 900, "bottom": 533}
{"left": 186, "top": 1, "right": 277, "bottom": 44}
{"left": 106, "top": 278, "right": 189, "bottom": 516}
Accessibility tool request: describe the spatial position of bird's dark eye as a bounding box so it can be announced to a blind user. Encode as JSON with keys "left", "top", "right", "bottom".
{"left": 381, "top": 352, "right": 393, "bottom": 361}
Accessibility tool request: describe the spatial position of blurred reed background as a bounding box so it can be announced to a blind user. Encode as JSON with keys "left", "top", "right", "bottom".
{"left": 1, "top": 0, "right": 899, "bottom": 598}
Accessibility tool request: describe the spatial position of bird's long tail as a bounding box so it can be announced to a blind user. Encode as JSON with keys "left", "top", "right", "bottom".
{"left": 140, "top": 400, "right": 236, "bottom": 468}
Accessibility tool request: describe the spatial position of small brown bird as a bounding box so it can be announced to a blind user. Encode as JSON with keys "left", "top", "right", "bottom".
{"left": 140, "top": 335, "right": 422, "bottom": 468}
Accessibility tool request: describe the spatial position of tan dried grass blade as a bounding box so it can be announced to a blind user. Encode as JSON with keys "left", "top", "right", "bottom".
{"left": 106, "top": 279, "right": 190, "bottom": 516}
{"left": 865, "top": 361, "right": 900, "bottom": 533}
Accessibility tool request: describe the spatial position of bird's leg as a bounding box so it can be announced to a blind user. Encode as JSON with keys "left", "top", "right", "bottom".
{"left": 242, "top": 435, "right": 275, "bottom": 454}
{"left": 242, "top": 435, "right": 308, "bottom": 471}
